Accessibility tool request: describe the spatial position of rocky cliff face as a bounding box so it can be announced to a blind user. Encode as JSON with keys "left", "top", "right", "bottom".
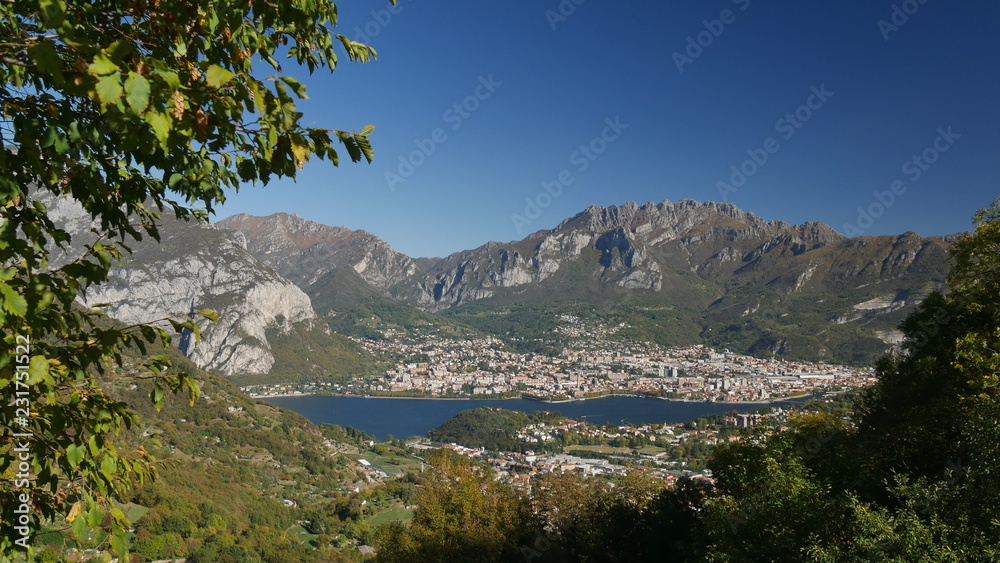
{"left": 44, "top": 195, "right": 335, "bottom": 377}
{"left": 399, "top": 199, "right": 856, "bottom": 309}
{"left": 218, "top": 213, "right": 418, "bottom": 292}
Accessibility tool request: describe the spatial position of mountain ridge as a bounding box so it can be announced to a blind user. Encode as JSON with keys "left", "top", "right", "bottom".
{"left": 221, "top": 198, "right": 956, "bottom": 364}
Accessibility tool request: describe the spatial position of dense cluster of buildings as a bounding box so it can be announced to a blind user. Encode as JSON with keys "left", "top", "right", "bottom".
{"left": 246, "top": 315, "right": 877, "bottom": 403}
{"left": 357, "top": 315, "right": 875, "bottom": 402}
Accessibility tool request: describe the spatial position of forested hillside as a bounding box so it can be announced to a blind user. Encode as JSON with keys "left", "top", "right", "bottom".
{"left": 428, "top": 408, "right": 566, "bottom": 453}
{"left": 19, "top": 337, "right": 384, "bottom": 562}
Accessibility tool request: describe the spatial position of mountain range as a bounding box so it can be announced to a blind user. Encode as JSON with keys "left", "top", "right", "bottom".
{"left": 219, "top": 198, "right": 956, "bottom": 369}
{"left": 53, "top": 196, "right": 958, "bottom": 379}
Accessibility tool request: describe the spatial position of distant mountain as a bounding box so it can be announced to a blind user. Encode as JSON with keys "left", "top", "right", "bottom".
{"left": 217, "top": 213, "right": 476, "bottom": 339}
{"left": 43, "top": 195, "right": 369, "bottom": 380}
{"left": 223, "top": 199, "right": 956, "bottom": 364}
{"left": 218, "top": 212, "right": 418, "bottom": 291}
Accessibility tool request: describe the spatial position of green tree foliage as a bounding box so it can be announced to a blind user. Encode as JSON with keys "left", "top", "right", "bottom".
{"left": 0, "top": 0, "right": 393, "bottom": 558}
{"left": 848, "top": 201, "right": 1000, "bottom": 510}
{"left": 326, "top": 494, "right": 363, "bottom": 524}
{"left": 699, "top": 200, "right": 1000, "bottom": 560}
{"left": 427, "top": 407, "right": 566, "bottom": 453}
{"left": 373, "top": 450, "right": 538, "bottom": 562}
{"left": 530, "top": 471, "right": 710, "bottom": 562}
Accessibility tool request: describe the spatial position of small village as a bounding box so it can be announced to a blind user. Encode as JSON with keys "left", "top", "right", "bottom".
{"left": 351, "top": 406, "right": 802, "bottom": 493}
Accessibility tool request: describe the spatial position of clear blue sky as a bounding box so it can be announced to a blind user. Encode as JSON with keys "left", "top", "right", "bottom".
{"left": 215, "top": 1, "right": 999, "bottom": 258}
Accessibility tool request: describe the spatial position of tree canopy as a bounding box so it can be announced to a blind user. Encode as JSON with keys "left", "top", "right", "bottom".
{"left": 373, "top": 450, "right": 538, "bottom": 563}
{"left": 0, "top": 0, "right": 392, "bottom": 559}
{"left": 700, "top": 199, "right": 1000, "bottom": 561}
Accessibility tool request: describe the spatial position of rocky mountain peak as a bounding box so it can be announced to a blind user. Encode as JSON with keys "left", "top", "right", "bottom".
{"left": 558, "top": 199, "right": 771, "bottom": 234}
{"left": 549, "top": 199, "right": 847, "bottom": 258}
{"left": 218, "top": 213, "right": 419, "bottom": 293}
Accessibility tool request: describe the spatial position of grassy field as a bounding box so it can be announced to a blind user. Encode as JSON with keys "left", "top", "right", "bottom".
{"left": 368, "top": 507, "right": 414, "bottom": 526}
{"left": 354, "top": 450, "right": 424, "bottom": 476}
{"left": 121, "top": 502, "right": 149, "bottom": 523}
{"left": 286, "top": 525, "right": 319, "bottom": 546}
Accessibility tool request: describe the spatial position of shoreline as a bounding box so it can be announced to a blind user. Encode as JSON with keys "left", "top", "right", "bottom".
{"left": 253, "top": 393, "right": 513, "bottom": 401}
{"left": 254, "top": 392, "right": 818, "bottom": 405}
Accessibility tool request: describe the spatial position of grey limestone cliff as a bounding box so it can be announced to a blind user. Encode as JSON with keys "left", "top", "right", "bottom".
{"left": 43, "top": 194, "right": 328, "bottom": 377}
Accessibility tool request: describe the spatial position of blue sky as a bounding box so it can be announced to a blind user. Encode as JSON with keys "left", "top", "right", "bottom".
{"left": 215, "top": 1, "right": 999, "bottom": 258}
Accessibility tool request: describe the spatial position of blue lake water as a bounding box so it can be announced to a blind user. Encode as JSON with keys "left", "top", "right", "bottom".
{"left": 262, "top": 395, "right": 814, "bottom": 440}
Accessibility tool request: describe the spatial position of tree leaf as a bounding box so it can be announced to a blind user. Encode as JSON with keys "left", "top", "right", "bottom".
{"left": 38, "top": 0, "right": 67, "bottom": 29}
{"left": 206, "top": 64, "right": 236, "bottom": 88}
{"left": 95, "top": 74, "right": 124, "bottom": 105}
{"left": 279, "top": 76, "right": 307, "bottom": 98}
{"left": 28, "top": 40, "right": 63, "bottom": 79}
{"left": 144, "top": 111, "right": 171, "bottom": 144}
{"left": 66, "top": 444, "right": 85, "bottom": 468}
{"left": 101, "top": 455, "right": 117, "bottom": 479}
{"left": 196, "top": 308, "right": 219, "bottom": 322}
{"left": 356, "top": 134, "right": 374, "bottom": 164}
{"left": 71, "top": 512, "right": 88, "bottom": 537}
{"left": 186, "top": 378, "right": 201, "bottom": 406}
{"left": 109, "top": 533, "right": 128, "bottom": 560}
{"left": 110, "top": 507, "right": 126, "bottom": 525}
{"left": 66, "top": 501, "right": 83, "bottom": 523}
{"left": 27, "top": 355, "right": 50, "bottom": 385}
{"left": 290, "top": 134, "right": 310, "bottom": 169}
{"left": 153, "top": 69, "right": 181, "bottom": 89}
{"left": 150, "top": 382, "right": 165, "bottom": 411}
{"left": 125, "top": 72, "right": 151, "bottom": 113}
{"left": 0, "top": 281, "right": 27, "bottom": 316}
{"left": 88, "top": 54, "right": 118, "bottom": 76}
{"left": 87, "top": 505, "right": 103, "bottom": 527}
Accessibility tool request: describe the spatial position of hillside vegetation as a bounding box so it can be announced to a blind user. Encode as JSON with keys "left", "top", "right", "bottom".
{"left": 428, "top": 408, "right": 566, "bottom": 453}
{"left": 21, "top": 333, "right": 388, "bottom": 562}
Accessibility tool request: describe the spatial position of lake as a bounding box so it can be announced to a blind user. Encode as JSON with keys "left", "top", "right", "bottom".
{"left": 262, "top": 394, "right": 814, "bottom": 440}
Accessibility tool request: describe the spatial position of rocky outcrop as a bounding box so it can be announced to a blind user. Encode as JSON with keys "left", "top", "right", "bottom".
{"left": 394, "top": 199, "right": 851, "bottom": 309}
{"left": 218, "top": 213, "right": 419, "bottom": 292}
{"left": 44, "top": 195, "right": 328, "bottom": 377}
{"left": 225, "top": 200, "right": 952, "bottom": 326}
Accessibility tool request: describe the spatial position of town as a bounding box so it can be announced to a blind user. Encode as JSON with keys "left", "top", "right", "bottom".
{"left": 245, "top": 314, "right": 877, "bottom": 403}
